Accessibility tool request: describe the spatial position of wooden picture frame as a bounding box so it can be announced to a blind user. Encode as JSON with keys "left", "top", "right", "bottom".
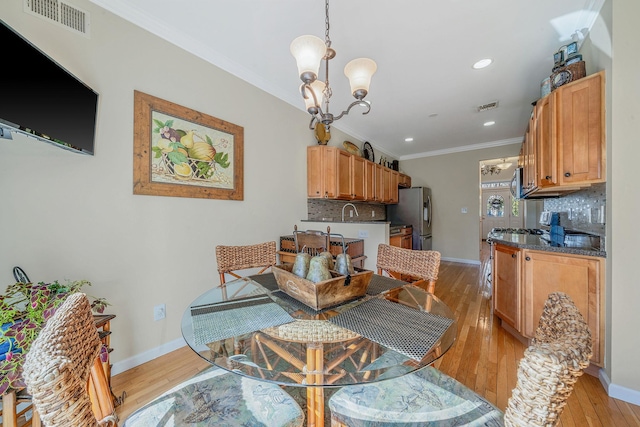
{"left": 133, "top": 90, "right": 244, "bottom": 200}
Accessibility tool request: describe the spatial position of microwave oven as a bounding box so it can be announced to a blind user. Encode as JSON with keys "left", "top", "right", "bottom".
{"left": 510, "top": 167, "right": 523, "bottom": 199}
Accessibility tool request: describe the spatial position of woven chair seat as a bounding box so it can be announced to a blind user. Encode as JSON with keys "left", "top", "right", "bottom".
{"left": 122, "top": 366, "right": 305, "bottom": 427}
{"left": 262, "top": 319, "right": 360, "bottom": 343}
{"left": 376, "top": 244, "right": 441, "bottom": 294}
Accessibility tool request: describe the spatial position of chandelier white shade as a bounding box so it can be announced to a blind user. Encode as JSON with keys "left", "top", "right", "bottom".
{"left": 290, "top": 35, "right": 327, "bottom": 84}
{"left": 344, "top": 58, "right": 377, "bottom": 99}
{"left": 290, "top": 0, "right": 377, "bottom": 130}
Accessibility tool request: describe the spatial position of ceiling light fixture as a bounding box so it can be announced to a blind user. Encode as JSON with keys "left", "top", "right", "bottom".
{"left": 290, "top": 0, "right": 377, "bottom": 133}
{"left": 484, "top": 121, "right": 496, "bottom": 126}
{"left": 404, "top": 137, "right": 414, "bottom": 142}
{"left": 480, "top": 158, "right": 513, "bottom": 175}
{"left": 473, "top": 58, "right": 493, "bottom": 69}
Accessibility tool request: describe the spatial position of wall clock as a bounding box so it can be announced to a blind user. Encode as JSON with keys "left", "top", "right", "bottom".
{"left": 362, "top": 141, "right": 374, "bottom": 162}
{"left": 551, "top": 69, "right": 573, "bottom": 90}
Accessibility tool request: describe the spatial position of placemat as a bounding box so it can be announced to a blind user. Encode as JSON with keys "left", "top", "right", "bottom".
{"left": 366, "top": 275, "right": 406, "bottom": 295}
{"left": 248, "top": 272, "right": 280, "bottom": 292}
{"left": 328, "top": 298, "right": 454, "bottom": 361}
{"left": 191, "top": 294, "right": 294, "bottom": 345}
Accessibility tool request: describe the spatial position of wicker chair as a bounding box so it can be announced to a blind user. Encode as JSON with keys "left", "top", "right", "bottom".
{"left": 329, "top": 292, "right": 592, "bottom": 426}
{"left": 215, "top": 241, "right": 277, "bottom": 300}
{"left": 22, "top": 293, "right": 116, "bottom": 427}
{"left": 376, "top": 243, "right": 441, "bottom": 293}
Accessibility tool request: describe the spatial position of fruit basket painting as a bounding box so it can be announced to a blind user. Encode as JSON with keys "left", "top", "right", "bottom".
{"left": 133, "top": 91, "right": 244, "bottom": 200}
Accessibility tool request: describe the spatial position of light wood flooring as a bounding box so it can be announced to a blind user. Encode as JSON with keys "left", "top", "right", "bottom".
{"left": 111, "top": 243, "right": 640, "bottom": 426}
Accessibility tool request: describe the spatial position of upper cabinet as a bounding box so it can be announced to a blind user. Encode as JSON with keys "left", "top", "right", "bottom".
{"left": 522, "top": 71, "right": 605, "bottom": 198}
{"left": 307, "top": 146, "right": 406, "bottom": 204}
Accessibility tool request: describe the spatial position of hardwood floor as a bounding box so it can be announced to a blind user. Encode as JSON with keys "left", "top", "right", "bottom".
{"left": 111, "top": 244, "right": 640, "bottom": 425}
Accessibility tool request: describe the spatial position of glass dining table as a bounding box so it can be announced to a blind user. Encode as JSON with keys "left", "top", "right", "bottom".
{"left": 181, "top": 272, "right": 457, "bottom": 427}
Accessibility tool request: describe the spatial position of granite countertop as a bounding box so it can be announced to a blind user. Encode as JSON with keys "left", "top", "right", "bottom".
{"left": 489, "top": 231, "right": 606, "bottom": 258}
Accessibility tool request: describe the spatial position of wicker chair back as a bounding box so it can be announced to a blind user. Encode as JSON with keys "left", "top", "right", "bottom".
{"left": 376, "top": 243, "right": 441, "bottom": 293}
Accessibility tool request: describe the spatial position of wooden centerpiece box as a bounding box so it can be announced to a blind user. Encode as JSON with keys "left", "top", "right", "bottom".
{"left": 272, "top": 264, "right": 373, "bottom": 310}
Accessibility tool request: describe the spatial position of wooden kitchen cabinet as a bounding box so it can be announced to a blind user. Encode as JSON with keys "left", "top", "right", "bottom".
{"left": 521, "top": 71, "right": 605, "bottom": 197}
{"left": 398, "top": 173, "right": 411, "bottom": 188}
{"left": 389, "top": 226, "right": 412, "bottom": 249}
{"left": 556, "top": 71, "right": 605, "bottom": 186}
{"left": 307, "top": 145, "right": 407, "bottom": 204}
{"left": 522, "top": 249, "right": 604, "bottom": 365}
{"left": 491, "top": 243, "right": 604, "bottom": 366}
{"left": 492, "top": 244, "right": 521, "bottom": 331}
{"left": 307, "top": 145, "right": 338, "bottom": 199}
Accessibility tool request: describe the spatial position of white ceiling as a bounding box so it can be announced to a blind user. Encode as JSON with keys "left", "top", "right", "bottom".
{"left": 89, "top": 0, "right": 603, "bottom": 160}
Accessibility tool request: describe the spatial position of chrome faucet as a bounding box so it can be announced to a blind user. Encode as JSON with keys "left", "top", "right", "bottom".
{"left": 341, "top": 203, "right": 359, "bottom": 222}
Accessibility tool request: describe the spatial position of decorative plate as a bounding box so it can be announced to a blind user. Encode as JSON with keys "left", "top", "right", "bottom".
{"left": 343, "top": 141, "right": 360, "bottom": 156}
{"left": 362, "top": 142, "right": 374, "bottom": 162}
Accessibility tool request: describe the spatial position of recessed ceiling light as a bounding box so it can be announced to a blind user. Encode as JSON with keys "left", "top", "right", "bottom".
{"left": 484, "top": 121, "right": 495, "bottom": 126}
{"left": 473, "top": 58, "right": 493, "bottom": 69}
{"left": 404, "top": 137, "right": 414, "bottom": 142}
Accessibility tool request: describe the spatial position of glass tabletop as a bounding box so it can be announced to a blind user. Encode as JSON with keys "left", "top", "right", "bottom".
{"left": 181, "top": 273, "right": 457, "bottom": 388}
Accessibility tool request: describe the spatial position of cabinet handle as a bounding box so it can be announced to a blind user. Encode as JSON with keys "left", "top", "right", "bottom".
{"left": 511, "top": 253, "right": 517, "bottom": 258}
{"left": 324, "top": 192, "right": 329, "bottom": 199}
{"left": 525, "top": 256, "right": 531, "bottom": 261}
{"left": 545, "top": 175, "right": 552, "bottom": 180}
{"left": 564, "top": 172, "right": 571, "bottom": 177}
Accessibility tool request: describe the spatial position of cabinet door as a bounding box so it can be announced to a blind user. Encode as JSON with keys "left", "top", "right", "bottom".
{"left": 522, "top": 250, "right": 603, "bottom": 365}
{"left": 381, "top": 168, "right": 392, "bottom": 203}
{"left": 523, "top": 113, "right": 537, "bottom": 195}
{"left": 364, "top": 161, "right": 376, "bottom": 201}
{"left": 536, "top": 95, "right": 557, "bottom": 188}
{"left": 389, "top": 171, "right": 400, "bottom": 204}
{"left": 557, "top": 71, "right": 604, "bottom": 185}
{"left": 351, "top": 155, "right": 366, "bottom": 200}
{"left": 307, "top": 146, "right": 338, "bottom": 199}
{"left": 336, "top": 149, "right": 352, "bottom": 199}
{"left": 492, "top": 244, "right": 521, "bottom": 330}
{"left": 374, "top": 164, "right": 384, "bottom": 203}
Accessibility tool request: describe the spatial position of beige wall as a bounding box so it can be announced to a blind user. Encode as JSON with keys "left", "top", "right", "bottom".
{"left": 401, "top": 144, "right": 521, "bottom": 263}
{"left": 0, "top": 1, "right": 325, "bottom": 372}
{"left": 608, "top": 0, "right": 640, "bottom": 401}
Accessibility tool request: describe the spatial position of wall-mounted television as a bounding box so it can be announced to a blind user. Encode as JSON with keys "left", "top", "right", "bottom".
{"left": 0, "top": 19, "right": 98, "bottom": 155}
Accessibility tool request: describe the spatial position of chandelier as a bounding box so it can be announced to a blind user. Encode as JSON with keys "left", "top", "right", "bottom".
{"left": 481, "top": 159, "right": 513, "bottom": 176}
{"left": 290, "top": 0, "right": 377, "bottom": 134}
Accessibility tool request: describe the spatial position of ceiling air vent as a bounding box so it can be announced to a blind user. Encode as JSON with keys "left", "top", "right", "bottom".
{"left": 24, "top": 0, "right": 90, "bottom": 37}
{"left": 477, "top": 101, "right": 499, "bottom": 112}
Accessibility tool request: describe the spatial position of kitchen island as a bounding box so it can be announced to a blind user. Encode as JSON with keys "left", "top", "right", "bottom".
{"left": 488, "top": 228, "right": 605, "bottom": 369}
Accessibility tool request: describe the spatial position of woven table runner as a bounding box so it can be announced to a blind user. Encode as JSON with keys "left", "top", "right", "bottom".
{"left": 366, "top": 275, "right": 406, "bottom": 295}
{"left": 248, "top": 273, "right": 280, "bottom": 292}
{"left": 328, "top": 298, "right": 454, "bottom": 361}
{"left": 191, "top": 294, "right": 294, "bottom": 345}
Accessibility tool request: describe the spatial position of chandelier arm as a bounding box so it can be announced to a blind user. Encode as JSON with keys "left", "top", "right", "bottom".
{"left": 308, "top": 116, "right": 319, "bottom": 130}
{"left": 332, "top": 100, "right": 371, "bottom": 122}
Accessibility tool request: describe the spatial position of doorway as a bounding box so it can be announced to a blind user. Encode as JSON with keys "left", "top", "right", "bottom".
{"left": 479, "top": 156, "right": 521, "bottom": 242}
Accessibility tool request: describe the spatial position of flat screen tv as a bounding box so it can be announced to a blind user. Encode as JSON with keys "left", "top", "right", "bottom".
{"left": 0, "top": 19, "right": 98, "bottom": 155}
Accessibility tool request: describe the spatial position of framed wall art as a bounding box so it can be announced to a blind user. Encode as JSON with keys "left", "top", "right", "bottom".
{"left": 133, "top": 90, "right": 244, "bottom": 200}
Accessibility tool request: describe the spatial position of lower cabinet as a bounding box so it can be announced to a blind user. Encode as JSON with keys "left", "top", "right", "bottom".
{"left": 492, "top": 244, "right": 521, "bottom": 331}
{"left": 492, "top": 244, "right": 604, "bottom": 366}
{"left": 390, "top": 226, "right": 412, "bottom": 249}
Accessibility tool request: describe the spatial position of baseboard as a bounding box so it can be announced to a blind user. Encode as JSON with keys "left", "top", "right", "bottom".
{"left": 440, "top": 256, "right": 481, "bottom": 265}
{"left": 110, "top": 337, "right": 186, "bottom": 376}
{"left": 599, "top": 369, "right": 640, "bottom": 405}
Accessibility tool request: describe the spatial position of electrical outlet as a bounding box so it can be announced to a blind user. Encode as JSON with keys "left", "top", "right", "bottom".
{"left": 358, "top": 230, "right": 369, "bottom": 238}
{"left": 154, "top": 304, "right": 166, "bottom": 321}
{"left": 350, "top": 210, "right": 354, "bottom": 217}
{"left": 461, "top": 207, "right": 468, "bottom": 214}
{"left": 372, "top": 210, "right": 375, "bottom": 217}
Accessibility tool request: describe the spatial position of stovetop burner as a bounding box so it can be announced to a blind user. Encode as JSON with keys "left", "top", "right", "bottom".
{"left": 490, "top": 227, "right": 544, "bottom": 235}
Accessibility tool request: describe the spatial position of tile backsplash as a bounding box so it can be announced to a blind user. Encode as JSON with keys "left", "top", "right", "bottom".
{"left": 307, "top": 200, "right": 387, "bottom": 222}
{"left": 543, "top": 183, "right": 606, "bottom": 236}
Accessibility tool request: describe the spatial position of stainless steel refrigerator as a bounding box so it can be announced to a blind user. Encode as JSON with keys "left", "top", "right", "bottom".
{"left": 387, "top": 187, "right": 433, "bottom": 250}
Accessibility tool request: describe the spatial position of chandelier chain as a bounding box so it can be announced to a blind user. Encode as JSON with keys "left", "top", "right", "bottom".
{"left": 324, "top": 0, "right": 331, "bottom": 48}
